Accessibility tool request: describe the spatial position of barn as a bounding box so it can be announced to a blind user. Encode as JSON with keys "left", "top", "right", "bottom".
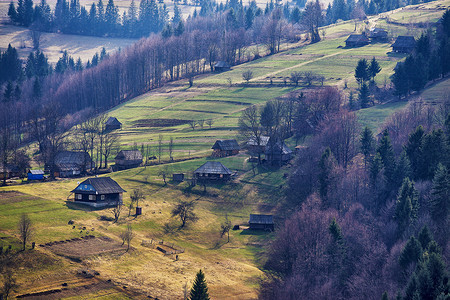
{"left": 214, "top": 61, "right": 231, "bottom": 72}
{"left": 115, "top": 150, "right": 143, "bottom": 170}
{"left": 392, "top": 36, "right": 416, "bottom": 53}
{"left": 249, "top": 214, "right": 274, "bottom": 231}
{"left": 369, "top": 28, "right": 388, "bottom": 42}
{"left": 194, "top": 161, "right": 232, "bottom": 180}
{"left": 105, "top": 117, "right": 122, "bottom": 131}
{"left": 265, "top": 140, "right": 293, "bottom": 165}
{"left": 54, "top": 151, "right": 94, "bottom": 177}
{"left": 345, "top": 34, "right": 369, "bottom": 47}
{"left": 70, "top": 177, "right": 126, "bottom": 208}
{"left": 211, "top": 139, "right": 240, "bottom": 157}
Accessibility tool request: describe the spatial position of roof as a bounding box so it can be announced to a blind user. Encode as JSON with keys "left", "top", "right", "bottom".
{"left": 249, "top": 214, "right": 274, "bottom": 224}
{"left": 71, "top": 177, "right": 126, "bottom": 194}
{"left": 28, "top": 169, "right": 44, "bottom": 175}
{"left": 194, "top": 161, "right": 232, "bottom": 175}
{"left": 345, "top": 34, "right": 369, "bottom": 43}
{"left": 55, "top": 151, "right": 92, "bottom": 166}
{"left": 247, "top": 136, "right": 270, "bottom": 147}
{"left": 212, "top": 139, "right": 240, "bottom": 151}
{"left": 214, "top": 61, "right": 231, "bottom": 68}
{"left": 265, "top": 141, "right": 293, "bottom": 155}
{"left": 115, "top": 150, "right": 143, "bottom": 161}
{"left": 105, "top": 117, "right": 122, "bottom": 126}
{"left": 392, "top": 36, "right": 416, "bottom": 48}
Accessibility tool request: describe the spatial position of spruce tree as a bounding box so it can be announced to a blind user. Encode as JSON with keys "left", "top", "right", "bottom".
{"left": 394, "top": 151, "right": 412, "bottom": 189}
{"left": 399, "top": 236, "right": 422, "bottom": 270}
{"left": 189, "top": 269, "right": 210, "bottom": 300}
{"left": 319, "top": 147, "right": 337, "bottom": 205}
{"left": 377, "top": 129, "right": 396, "bottom": 190}
{"left": 381, "top": 291, "right": 389, "bottom": 300}
{"left": 369, "top": 56, "right": 381, "bottom": 83}
{"left": 395, "top": 178, "right": 419, "bottom": 232}
{"left": 430, "top": 163, "right": 449, "bottom": 223}
{"left": 359, "top": 82, "right": 370, "bottom": 108}
{"left": 361, "top": 126, "right": 375, "bottom": 168}
{"left": 8, "top": 1, "right": 18, "bottom": 22}
{"left": 405, "top": 126, "right": 425, "bottom": 179}
{"left": 355, "top": 58, "right": 369, "bottom": 87}
{"left": 417, "top": 225, "right": 433, "bottom": 250}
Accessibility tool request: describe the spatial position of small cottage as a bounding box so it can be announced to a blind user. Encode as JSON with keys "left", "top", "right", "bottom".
{"left": 247, "top": 135, "right": 270, "bottom": 154}
{"left": 392, "top": 36, "right": 416, "bottom": 53}
{"left": 54, "top": 151, "right": 94, "bottom": 177}
{"left": 0, "top": 164, "right": 21, "bottom": 179}
{"left": 114, "top": 150, "right": 143, "bottom": 170}
{"left": 211, "top": 140, "right": 240, "bottom": 157}
{"left": 70, "top": 177, "right": 126, "bottom": 208}
{"left": 214, "top": 61, "right": 231, "bottom": 72}
{"left": 249, "top": 214, "right": 274, "bottom": 231}
{"left": 345, "top": 34, "right": 369, "bottom": 47}
{"left": 194, "top": 161, "right": 232, "bottom": 180}
{"left": 173, "top": 173, "right": 185, "bottom": 182}
{"left": 265, "top": 140, "right": 293, "bottom": 165}
{"left": 27, "top": 169, "right": 44, "bottom": 181}
{"left": 369, "top": 28, "right": 388, "bottom": 42}
{"left": 105, "top": 117, "right": 122, "bottom": 131}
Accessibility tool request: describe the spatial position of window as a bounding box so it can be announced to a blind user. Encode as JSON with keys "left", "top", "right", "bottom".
{"left": 101, "top": 195, "right": 105, "bottom": 200}
{"left": 89, "top": 195, "right": 95, "bottom": 201}
{"left": 76, "top": 194, "right": 82, "bottom": 200}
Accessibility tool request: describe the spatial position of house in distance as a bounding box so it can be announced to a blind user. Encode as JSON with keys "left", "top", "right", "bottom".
{"left": 214, "top": 61, "right": 231, "bottom": 72}
{"left": 345, "top": 34, "right": 370, "bottom": 47}
{"left": 104, "top": 117, "right": 122, "bottom": 131}
{"left": 265, "top": 140, "right": 293, "bottom": 165}
{"left": 211, "top": 139, "right": 240, "bottom": 157}
{"left": 54, "top": 151, "right": 94, "bottom": 177}
{"left": 114, "top": 150, "right": 143, "bottom": 170}
{"left": 194, "top": 161, "right": 232, "bottom": 180}
{"left": 369, "top": 28, "right": 388, "bottom": 42}
{"left": 70, "top": 177, "right": 126, "bottom": 208}
{"left": 392, "top": 36, "right": 416, "bottom": 53}
{"left": 249, "top": 214, "right": 274, "bottom": 231}
{"left": 27, "top": 169, "right": 44, "bottom": 181}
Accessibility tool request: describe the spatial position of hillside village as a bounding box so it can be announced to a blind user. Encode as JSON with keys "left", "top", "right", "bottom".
{"left": 0, "top": 0, "right": 449, "bottom": 298}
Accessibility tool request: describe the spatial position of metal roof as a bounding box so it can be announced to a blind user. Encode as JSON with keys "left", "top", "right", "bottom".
{"left": 105, "top": 117, "right": 122, "bottom": 126}
{"left": 247, "top": 136, "right": 270, "bottom": 147}
{"left": 71, "top": 177, "right": 126, "bottom": 194}
{"left": 214, "top": 61, "right": 231, "bottom": 68}
{"left": 249, "top": 214, "right": 274, "bottom": 224}
{"left": 115, "top": 150, "right": 143, "bottom": 161}
{"left": 194, "top": 161, "right": 232, "bottom": 175}
{"left": 212, "top": 139, "right": 240, "bottom": 151}
{"left": 55, "top": 151, "right": 92, "bottom": 166}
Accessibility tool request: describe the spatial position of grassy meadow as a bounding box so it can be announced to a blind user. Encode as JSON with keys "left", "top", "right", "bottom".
{"left": 1, "top": 0, "right": 450, "bottom": 298}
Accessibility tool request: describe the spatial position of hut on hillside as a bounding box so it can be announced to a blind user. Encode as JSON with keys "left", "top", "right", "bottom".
{"left": 104, "top": 117, "right": 122, "bottom": 131}
{"left": 249, "top": 214, "right": 274, "bottom": 231}
{"left": 54, "top": 151, "right": 94, "bottom": 177}
{"left": 114, "top": 150, "right": 143, "bottom": 170}
{"left": 247, "top": 135, "right": 270, "bottom": 155}
{"left": 392, "top": 36, "right": 416, "bottom": 53}
{"left": 194, "top": 161, "right": 232, "bottom": 180}
{"left": 27, "top": 169, "right": 44, "bottom": 181}
{"left": 345, "top": 34, "right": 370, "bottom": 47}
{"left": 70, "top": 177, "right": 126, "bottom": 208}
{"left": 265, "top": 140, "right": 293, "bottom": 165}
{"left": 211, "top": 139, "right": 240, "bottom": 157}
{"left": 369, "top": 28, "right": 388, "bottom": 42}
{"left": 214, "top": 61, "right": 231, "bottom": 72}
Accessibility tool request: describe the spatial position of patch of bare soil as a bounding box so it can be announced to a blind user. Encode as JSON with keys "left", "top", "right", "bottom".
{"left": 0, "top": 191, "right": 38, "bottom": 204}
{"left": 132, "top": 118, "right": 190, "bottom": 127}
{"left": 41, "top": 236, "right": 127, "bottom": 259}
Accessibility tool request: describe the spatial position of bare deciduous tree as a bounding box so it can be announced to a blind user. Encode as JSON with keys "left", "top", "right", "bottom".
{"left": 239, "top": 105, "right": 264, "bottom": 163}
{"left": 18, "top": 214, "right": 32, "bottom": 251}
{"left": 290, "top": 71, "right": 302, "bottom": 86}
{"left": 189, "top": 120, "right": 196, "bottom": 130}
{"left": 120, "top": 224, "right": 135, "bottom": 252}
{"left": 171, "top": 200, "right": 198, "bottom": 228}
{"left": 220, "top": 215, "right": 232, "bottom": 243}
{"left": 112, "top": 203, "right": 122, "bottom": 223}
{"left": 242, "top": 70, "right": 253, "bottom": 83}
{"left": 2, "top": 269, "right": 18, "bottom": 300}
{"left": 158, "top": 134, "right": 163, "bottom": 164}
{"left": 206, "top": 119, "right": 214, "bottom": 129}
{"left": 129, "top": 189, "right": 145, "bottom": 216}
{"left": 102, "top": 131, "right": 119, "bottom": 168}
{"left": 168, "top": 137, "right": 174, "bottom": 161}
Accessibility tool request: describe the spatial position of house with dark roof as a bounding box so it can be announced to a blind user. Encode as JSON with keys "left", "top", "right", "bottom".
{"left": 265, "top": 140, "right": 293, "bottom": 165}
{"left": 194, "top": 161, "right": 232, "bottom": 180}
{"left": 247, "top": 135, "right": 270, "bottom": 155}
{"left": 369, "top": 28, "right": 388, "bottom": 42}
{"left": 27, "top": 169, "right": 44, "bottom": 181}
{"left": 345, "top": 34, "right": 369, "bottom": 47}
{"left": 70, "top": 177, "right": 126, "bottom": 207}
{"left": 54, "top": 151, "right": 94, "bottom": 177}
{"left": 392, "top": 36, "right": 416, "bottom": 53}
{"left": 249, "top": 214, "right": 274, "bottom": 231}
{"left": 0, "top": 164, "right": 21, "bottom": 180}
{"left": 211, "top": 139, "right": 240, "bottom": 157}
{"left": 105, "top": 117, "right": 122, "bottom": 131}
{"left": 114, "top": 150, "right": 143, "bottom": 170}
{"left": 214, "top": 61, "right": 231, "bottom": 72}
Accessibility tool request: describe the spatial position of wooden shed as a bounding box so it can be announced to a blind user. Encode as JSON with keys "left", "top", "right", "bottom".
{"left": 70, "top": 177, "right": 126, "bottom": 208}
{"left": 345, "top": 34, "right": 369, "bottom": 47}
{"left": 211, "top": 139, "right": 240, "bottom": 157}
{"left": 194, "top": 161, "right": 232, "bottom": 180}
{"left": 114, "top": 150, "right": 143, "bottom": 170}
{"left": 173, "top": 173, "right": 185, "bottom": 182}
{"left": 247, "top": 135, "right": 270, "bottom": 154}
{"left": 105, "top": 117, "right": 122, "bottom": 131}
{"left": 249, "top": 214, "right": 274, "bottom": 231}
{"left": 214, "top": 61, "right": 231, "bottom": 72}
{"left": 54, "top": 151, "right": 94, "bottom": 177}
{"left": 369, "top": 28, "right": 388, "bottom": 42}
{"left": 265, "top": 140, "right": 293, "bottom": 165}
{"left": 392, "top": 36, "right": 416, "bottom": 53}
{"left": 27, "top": 169, "right": 44, "bottom": 181}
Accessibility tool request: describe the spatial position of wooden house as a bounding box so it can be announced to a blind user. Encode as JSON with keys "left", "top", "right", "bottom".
{"left": 194, "top": 161, "right": 232, "bottom": 180}
{"left": 105, "top": 117, "right": 122, "bottom": 131}
{"left": 27, "top": 169, "right": 44, "bottom": 181}
{"left": 247, "top": 135, "right": 270, "bottom": 155}
{"left": 265, "top": 140, "right": 293, "bottom": 165}
{"left": 114, "top": 150, "right": 143, "bottom": 170}
{"left": 70, "top": 177, "right": 126, "bottom": 208}
{"left": 345, "top": 34, "right": 369, "bottom": 47}
{"left": 392, "top": 36, "right": 416, "bottom": 53}
{"left": 173, "top": 173, "right": 185, "bottom": 182}
{"left": 54, "top": 151, "right": 94, "bottom": 177}
{"left": 369, "top": 28, "right": 388, "bottom": 42}
{"left": 214, "top": 61, "right": 231, "bottom": 72}
{"left": 211, "top": 139, "right": 240, "bottom": 157}
{"left": 0, "top": 164, "right": 21, "bottom": 179}
{"left": 249, "top": 214, "right": 274, "bottom": 231}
